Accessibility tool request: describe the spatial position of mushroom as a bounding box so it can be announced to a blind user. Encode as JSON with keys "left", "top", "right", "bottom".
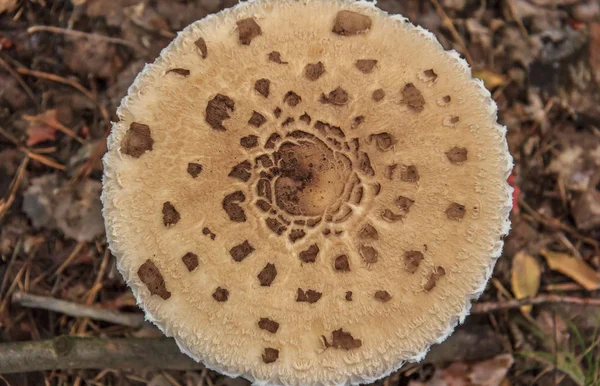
{"left": 102, "top": 1, "right": 512, "bottom": 385}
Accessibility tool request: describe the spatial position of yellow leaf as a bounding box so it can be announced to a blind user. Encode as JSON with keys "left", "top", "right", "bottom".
{"left": 473, "top": 69, "right": 506, "bottom": 90}
{"left": 511, "top": 251, "right": 541, "bottom": 315}
{"left": 541, "top": 249, "right": 600, "bottom": 291}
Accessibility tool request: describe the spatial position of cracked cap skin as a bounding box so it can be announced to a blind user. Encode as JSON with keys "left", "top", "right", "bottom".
{"left": 101, "top": 0, "right": 513, "bottom": 385}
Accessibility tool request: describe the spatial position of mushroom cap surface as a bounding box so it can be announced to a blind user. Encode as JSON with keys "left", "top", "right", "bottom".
{"left": 102, "top": 0, "right": 513, "bottom": 385}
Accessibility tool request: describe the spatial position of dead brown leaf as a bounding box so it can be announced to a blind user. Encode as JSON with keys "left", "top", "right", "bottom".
{"left": 511, "top": 250, "right": 541, "bottom": 315}
{"left": 541, "top": 249, "right": 600, "bottom": 291}
{"left": 408, "top": 354, "right": 514, "bottom": 386}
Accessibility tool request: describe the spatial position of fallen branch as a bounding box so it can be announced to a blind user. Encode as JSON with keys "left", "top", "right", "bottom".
{"left": 0, "top": 326, "right": 504, "bottom": 373}
{"left": 471, "top": 294, "right": 600, "bottom": 313}
{"left": 0, "top": 337, "right": 201, "bottom": 374}
{"left": 11, "top": 291, "right": 144, "bottom": 329}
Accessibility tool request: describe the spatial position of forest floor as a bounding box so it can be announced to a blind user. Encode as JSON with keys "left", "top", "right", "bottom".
{"left": 1, "top": 0, "right": 600, "bottom": 385}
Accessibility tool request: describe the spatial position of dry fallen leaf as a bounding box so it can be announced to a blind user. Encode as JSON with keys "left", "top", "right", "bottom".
{"left": 24, "top": 110, "right": 59, "bottom": 146}
{"left": 0, "top": 0, "right": 18, "bottom": 14}
{"left": 541, "top": 249, "right": 600, "bottom": 291}
{"left": 473, "top": 69, "right": 506, "bottom": 90}
{"left": 409, "top": 354, "right": 514, "bottom": 386}
{"left": 511, "top": 250, "right": 541, "bottom": 315}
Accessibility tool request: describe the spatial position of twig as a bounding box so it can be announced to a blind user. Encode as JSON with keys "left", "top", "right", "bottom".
{"left": 0, "top": 156, "right": 29, "bottom": 221}
{"left": 11, "top": 291, "right": 144, "bottom": 328}
{"left": 27, "top": 25, "right": 145, "bottom": 53}
{"left": 0, "top": 126, "right": 66, "bottom": 171}
{"left": 519, "top": 197, "right": 600, "bottom": 253}
{"left": 16, "top": 67, "right": 95, "bottom": 101}
{"left": 472, "top": 294, "right": 600, "bottom": 313}
{"left": 22, "top": 113, "right": 85, "bottom": 144}
{"left": 0, "top": 55, "right": 39, "bottom": 109}
{"left": 0, "top": 325, "right": 504, "bottom": 373}
{"left": 0, "top": 337, "right": 201, "bottom": 374}
{"left": 429, "top": 0, "right": 474, "bottom": 65}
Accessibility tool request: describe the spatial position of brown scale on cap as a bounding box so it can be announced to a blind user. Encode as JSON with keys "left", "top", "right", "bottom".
{"left": 374, "top": 290, "right": 392, "bottom": 302}
{"left": 401, "top": 83, "right": 425, "bottom": 112}
{"left": 229, "top": 240, "right": 255, "bottom": 262}
{"left": 254, "top": 79, "right": 270, "bottom": 98}
{"left": 321, "top": 87, "right": 349, "bottom": 106}
{"left": 264, "top": 133, "right": 281, "bottom": 149}
{"left": 273, "top": 107, "right": 282, "bottom": 118}
{"left": 202, "top": 227, "right": 216, "bottom": 240}
{"left": 256, "top": 200, "right": 271, "bottom": 212}
{"left": 351, "top": 116, "right": 365, "bottom": 129}
{"left": 237, "top": 18, "right": 261, "bottom": 45}
{"left": 206, "top": 94, "right": 235, "bottom": 131}
{"left": 194, "top": 37, "right": 207, "bottom": 58}
{"left": 400, "top": 165, "right": 419, "bottom": 183}
{"left": 359, "top": 245, "right": 378, "bottom": 264}
{"left": 266, "top": 217, "right": 287, "bottom": 235}
{"left": 166, "top": 68, "right": 190, "bottom": 76}
{"left": 357, "top": 152, "right": 375, "bottom": 176}
{"left": 240, "top": 135, "right": 259, "bottom": 149}
{"left": 355, "top": 59, "right": 377, "bottom": 73}
{"left": 283, "top": 91, "right": 302, "bottom": 107}
{"left": 212, "top": 287, "right": 229, "bottom": 302}
{"left": 256, "top": 154, "right": 274, "bottom": 168}
{"left": 296, "top": 288, "right": 322, "bottom": 303}
{"left": 446, "top": 147, "right": 468, "bottom": 164}
{"left": 372, "top": 88, "right": 385, "bottom": 101}
{"left": 228, "top": 160, "right": 252, "bottom": 182}
{"left": 268, "top": 51, "right": 288, "bottom": 64}
{"left": 262, "top": 348, "right": 279, "bottom": 363}
{"left": 121, "top": 122, "right": 154, "bottom": 158}
{"left": 423, "top": 69, "right": 438, "bottom": 81}
{"left": 162, "top": 202, "right": 180, "bottom": 227}
{"left": 358, "top": 224, "right": 378, "bottom": 240}
{"left": 332, "top": 10, "right": 372, "bottom": 36}
{"left": 289, "top": 229, "right": 306, "bottom": 242}
{"left": 404, "top": 251, "right": 423, "bottom": 273}
{"left": 334, "top": 255, "right": 351, "bottom": 272}
{"left": 248, "top": 111, "right": 267, "bottom": 128}
{"left": 299, "top": 112, "right": 312, "bottom": 124}
{"left": 424, "top": 266, "right": 446, "bottom": 292}
{"left": 305, "top": 62, "right": 325, "bottom": 80}
{"left": 138, "top": 260, "right": 171, "bottom": 300}
{"left": 446, "top": 202, "right": 466, "bottom": 220}
{"left": 323, "top": 328, "right": 362, "bottom": 350}
{"left": 181, "top": 252, "right": 199, "bottom": 272}
{"left": 385, "top": 164, "right": 397, "bottom": 180}
{"left": 368, "top": 132, "right": 395, "bottom": 152}
{"left": 395, "top": 196, "right": 415, "bottom": 213}
{"left": 258, "top": 263, "right": 277, "bottom": 286}
{"left": 382, "top": 209, "right": 404, "bottom": 222}
{"left": 258, "top": 318, "right": 279, "bottom": 333}
{"left": 299, "top": 244, "right": 319, "bottom": 263}
{"left": 345, "top": 291, "right": 353, "bottom": 301}
{"left": 187, "top": 163, "right": 203, "bottom": 178}
{"left": 222, "top": 191, "right": 246, "bottom": 222}
{"left": 282, "top": 117, "right": 295, "bottom": 127}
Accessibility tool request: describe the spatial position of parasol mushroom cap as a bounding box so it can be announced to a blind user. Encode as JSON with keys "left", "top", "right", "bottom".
{"left": 102, "top": 0, "right": 513, "bottom": 385}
